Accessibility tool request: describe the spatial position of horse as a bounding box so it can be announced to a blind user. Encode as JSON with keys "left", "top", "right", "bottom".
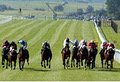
{"left": 8, "top": 46, "right": 17, "bottom": 70}
{"left": 87, "top": 47, "right": 97, "bottom": 69}
{"left": 40, "top": 46, "right": 52, "bottom": 69}
{"left": 1, "top": 46, "right": 9, "bottom": 69}
{"left": 77, "top": 45, "right": 88, "bottom": 69}
{"left": 71, "top": 45, "right": 78, "bottom": 68}
{"left": 104, "top": 47, "right": 115, "bottom": 70}
{"left": 99, "top": 48, "right": 106, "bottom": 68}
{"left": 18, "top": 47, "right": 29, "bottom": 70}
{"left": 61, "top": 45, "right": 70, "bottom": 69}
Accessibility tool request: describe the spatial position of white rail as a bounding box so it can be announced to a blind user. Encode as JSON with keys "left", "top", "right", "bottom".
{"left": 0, "top": 15, "right": 12, "bottom": 24}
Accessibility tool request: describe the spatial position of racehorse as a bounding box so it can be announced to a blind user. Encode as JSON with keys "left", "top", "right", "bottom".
{"left": 71, "top": 46, "right": 78, "bottom": 68}
{"left": 8, "top": 46, "right": 17, "bottom": 70}
{"left": 77, "top": 45, "right": 88, "bottom": 69}
{"left": 99, "top": 48, "right": 106, "bottom": 68}
{"left": 2, "top": 46, "right": 9, "bottom": 69}
{"left": 40, "top": 46, "right": 52, "bottom": 69}
{"left": 104, "top": 47, "right": 115, "bottom": 70}
{"left": 87, "top": 47, "right": 97, "bottom": 69}
{"left": 61, "top": 45, "right": 70, "bottom": 69}
{"left": 18, "top": 47, "right": 29, "bottom": 70}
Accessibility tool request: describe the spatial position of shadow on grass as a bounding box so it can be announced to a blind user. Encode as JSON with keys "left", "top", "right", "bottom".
{"left": 24, "top": 68, "right": 54, "bottom": 72}
{"left": 91, "top": 67, "right": 120, "bottom": 72}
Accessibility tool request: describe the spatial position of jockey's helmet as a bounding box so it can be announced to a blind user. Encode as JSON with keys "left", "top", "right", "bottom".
{"left": 19, "top": 40, "right": 25, "bottom": 45}
{"left": 11, "top": 41, "right": 15, "bottom": 45}
{"left": 74, "top": 39, "right": 78, "bottom": 43}
{"left": 90, "top": 40, "right": 94, "bottom": 43}
{"left": 103, "top": 41, "right": 107, "bottom": 45}
{"left": 82, "top": 39, "right": 85, "bottom": 43}
{"left": 66, "top": 38, "right": 69, "bottom": 42}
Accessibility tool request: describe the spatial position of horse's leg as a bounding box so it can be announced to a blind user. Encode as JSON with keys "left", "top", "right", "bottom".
{"left": 107, "top": 60, "right": 108, "bottom": 69}
{"left": 111, "top": 59, "right": 113, "bottom": 68}
{"left": 14, "top": 60, "right": 16, "bottom": 70}
{"left": 63, "top": 59, "right": 65, "bottom": 69}
{"left": 92, "top": 57, "right": 95, "bottom": 69}
{"left": 19, "top": 60, "right": 21, "bottom": 70}
{"left": 81, "top": 59, "right": 83, "bottom": 66}
{"left": 41, "top": 61, "right": 43, "bottom": 67}
{"left": 76, "top": 59, "right": 78, "bottom": 68}
{"left": 71, "top": 58, "right": 73, "bottom": 68}
{"left": 27, "top": 57, "right": 29, "bottom": 65}
{"left": 44, "top": 60, "right": 46, "bottom": 68}
{"left": 74, "top": 59, "right": 75, "bottom": 67}
{"left": 101, "top": 59, "right": 103, "bottom": 68}
{"left": 87, "top": 55, "right": 90, "bottom": 69}
{"left": 94, "top": 55, "right": 96, "bottom": 68}
{"left": 67, "top": 57, "right": 70, "bottom": 68}
{"left": 77, "top": 58, "right": 80, "bottom": 69}
{"left": 11, "top": 61, "right": 12, "bottom": 70}
{"left": 21, "top": 61, "right": 25, "bottom": 70}
{"left": 47, "top": 59, "right": 48, "bottom": 66}
{"left": 85, "top": 59, "right": 87, "bottom": 70}
{"left": 6, "top": 58, "right": 8, "bottom": 69}
{"left": 2, "top": 56, "right": 5, "bottom": 68}
{"left": 48, "top": 59, "right": 51, "bottom": 69}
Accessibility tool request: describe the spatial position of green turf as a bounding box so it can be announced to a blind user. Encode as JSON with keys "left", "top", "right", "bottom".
{"left": 0, "top": 20, "right": 120, "bottom": 81}
{"left": 98, "top": 26, "right": 120, "bottom": 49}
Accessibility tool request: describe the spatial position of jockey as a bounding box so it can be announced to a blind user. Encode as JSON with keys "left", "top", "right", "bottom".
{"left": 42, "top": 41, "right": 50, "bottom": 49}
{"left": 63, "top": 38, "right": 73, "bottom": 48}
{"left": 100, "top": 41, "right": 109, "bottom": 49}
{"left": 18, "top": 40, "right": 27, "bottom": 50}
{"left": 2, "top": 40, "right": 10, "bottom": 49}
{"left": 79, "top": 39, "right": 87, "bottom": 49}
{"left": 10, "top": 41, "right": 17, "bottom": 51}
{"left": 88, "top": 40, "right": 97, "bottom": 49}
{"left": 70, "top": 39, "right": 79, "bottom": 48}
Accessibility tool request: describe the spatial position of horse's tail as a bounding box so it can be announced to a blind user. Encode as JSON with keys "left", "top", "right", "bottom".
{"left": 49, "top": 49, "right": 52, "bottom": 60}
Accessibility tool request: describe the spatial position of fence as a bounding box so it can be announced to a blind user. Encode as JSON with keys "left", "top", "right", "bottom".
{"left": 93, "top": 20, "right": 120, "bottom": 63}
{"left": 111, "top": 20, "right": 118, "bottom": 33}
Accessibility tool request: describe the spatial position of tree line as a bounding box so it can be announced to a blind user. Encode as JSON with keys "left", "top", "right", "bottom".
{"left": 0, "top": 5, "right": 15, "bottom": 12}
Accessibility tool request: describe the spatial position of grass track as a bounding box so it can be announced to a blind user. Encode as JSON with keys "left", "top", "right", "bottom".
{"left": 0, "top": 20, "right": 120, "bottom": 81}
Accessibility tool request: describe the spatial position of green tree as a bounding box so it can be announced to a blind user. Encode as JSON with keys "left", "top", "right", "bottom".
{"left": 86, "top": 5, "right": 94, "bottom": 13}
{"left": 95, "top": 9, "right": 107, "bottom": 16}
{"left": 77, "top": 8, "right": 84, "bottom": 15}
{"left": 54, "top": 5, "right": 64, "bottom": 12}
{"left": 106, "top": 0, "right": 120, "bottom": 19}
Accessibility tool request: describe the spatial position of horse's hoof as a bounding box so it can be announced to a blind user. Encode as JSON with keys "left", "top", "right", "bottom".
{"left": 13, "top": 68, "right": 15, "bottom": 70}
{"left": 84, "top": 68, "right": 87, "bottom": 70}
{"left": 41, "top": 65, "right": 43, "bottom": 67}
{"left": 2, "top": 65, "right": 4, "bottom": 68}
{"left": 28, "top": 62, "right": 29, "bottom": 65}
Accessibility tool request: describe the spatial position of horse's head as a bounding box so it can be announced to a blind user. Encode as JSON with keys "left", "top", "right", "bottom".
{"left": 80, "top": 45, "right": 88, "bottom": 54}
{"left": 107, "top": 47, "right": 115, "bottom": 56}
{"left": 3, "top": 46, "right": 7, "bottom": 51}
